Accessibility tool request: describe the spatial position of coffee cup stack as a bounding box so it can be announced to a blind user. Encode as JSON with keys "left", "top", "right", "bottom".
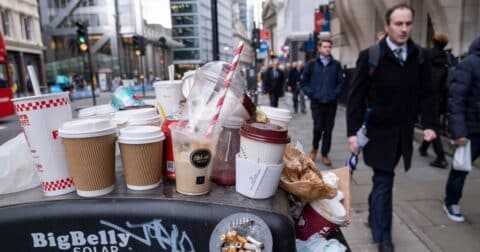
{"left": 236, "top": 121, "right": 290, "bottom": 199}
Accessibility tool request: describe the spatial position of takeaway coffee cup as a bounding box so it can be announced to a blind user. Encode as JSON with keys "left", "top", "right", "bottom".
{"left": 12, "top": 92, "right": 76, "bottom": 196}
{"left": 239, "top": 122, "right": 290, "bottom": 164}
{"left": 235, "top": 154, "right": 284, "bottom": 199}
{"left": 170, "top": 123, "right": 218, "bottom": 195}
{"left": 59, "top": 118, "right": 117, "bottom": 197}
{"left": 118, "top": 126, "right": 165, "bottom": 190}
{"left": 78, "top": 104, "right": 116, "bottom": 118}
{"left": 295, "top": 193, "right": 347, "bottom": 240}
{"left": 113, "top": 107, "right": 162, "bottom": 128}
{"left": 153, "top": 80, "right": 184, "bottom": 116}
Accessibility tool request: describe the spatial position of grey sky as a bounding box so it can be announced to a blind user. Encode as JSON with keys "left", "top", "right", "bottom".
{"left": 142, "top": 0, "right": 172, "bottom": 28}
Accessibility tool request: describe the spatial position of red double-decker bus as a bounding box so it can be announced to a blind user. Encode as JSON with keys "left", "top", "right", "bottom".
{"left": 0, "top": 31, "right": 14, "bottom": 118}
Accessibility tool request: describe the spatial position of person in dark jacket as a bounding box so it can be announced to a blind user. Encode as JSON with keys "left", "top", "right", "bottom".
{"left": 347, "top": 4, "right": 437, "bottom": 251}
{"left": 301, "top": 39, "right": 345, "bottom": 165}
{"left": 264, "top": 58, "right": 286, "bottom": 107}
{"left": 418, "top": 33, "right": 452, "bottom": 168}
{"left": 443, "top": 36, "right": 480, "bottom": 223}
{"left": 287, "top": 60, "right": 306, "bottom": 113}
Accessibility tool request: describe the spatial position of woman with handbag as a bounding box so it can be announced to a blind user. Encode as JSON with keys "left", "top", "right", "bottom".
{"left": 444, "top": 36, "right": 480, "bottom": 222}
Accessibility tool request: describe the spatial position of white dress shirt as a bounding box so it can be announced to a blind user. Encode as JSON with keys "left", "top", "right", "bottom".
{"left": 386, "top": 36, "right": 407, "bottom": 61}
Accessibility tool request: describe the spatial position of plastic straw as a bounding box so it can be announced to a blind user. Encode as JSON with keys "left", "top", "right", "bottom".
{"left": 27, "top": 65, "right": 41, "bottom": 96}
{"left": 206, "top": 42, "right": 244, "bottom": 137}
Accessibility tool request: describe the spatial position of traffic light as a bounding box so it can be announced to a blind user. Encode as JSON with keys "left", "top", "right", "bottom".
{"left": 75, "top": 22, "right": 88, "bottom": 52}
{"left": 133, "top": 35, "right": 145, "bottom": 56}
{"left": 251, "top": 28, "right": 260, "bottom": 48}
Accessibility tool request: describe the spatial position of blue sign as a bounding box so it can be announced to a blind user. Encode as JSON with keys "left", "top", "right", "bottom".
{"left": 259, "top": 40, "right": 269, "bottom": 53}
{"left": 306, "top": 40, "right": 315, "bottom": 52}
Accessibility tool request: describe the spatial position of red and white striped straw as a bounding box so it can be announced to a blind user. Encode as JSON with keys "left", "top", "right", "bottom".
{"left": 206, "top": 42, "right": 244, "bottom": 137}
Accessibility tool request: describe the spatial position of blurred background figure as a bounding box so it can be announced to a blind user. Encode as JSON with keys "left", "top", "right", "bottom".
{"left": 287, "top": 60, "right": 306, "bottom": 113}
{"left": 419, "top": 33, "right": 456, "bottom": 169}
{"left": 264, "top": 58, "right": 286, "bottom": 107}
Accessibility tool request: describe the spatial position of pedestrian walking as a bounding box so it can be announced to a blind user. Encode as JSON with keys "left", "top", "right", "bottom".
{"left": 264, "top": 58, "right": 286, "bottom": 107}
{"left": 287, "top": 60, "right": 306, "bottom": 113}
{"left": 346, "top": 4, "right": 437, "bottom": 252}
{"left": 301, "top": 39, "right": 345, "bottom": 165}
{"left": 443, "top": 36, "right": 480, "bottom": 223}
{"left": 418, "top": 33, "right": 453, "bottom": 168}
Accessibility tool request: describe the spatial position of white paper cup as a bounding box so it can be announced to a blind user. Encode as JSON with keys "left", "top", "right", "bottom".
{"left": 153, "top": 80, "right": 184, "bottom": 116}
{"left": 260, "top": 106, "right": 292, "bottom": 129}
{"left": 239, "top": 122, "right": 290, "bottom": 164}
{"left": 12, "top": 92, "right": 76, "bottom": 196}
{"left": 235, "top": 154, "right": 284, "bottom": 199}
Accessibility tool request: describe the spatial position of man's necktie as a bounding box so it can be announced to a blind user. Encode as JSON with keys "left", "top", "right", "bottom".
{"left": 393, "top": 48, "right": 404, "bottom": 66}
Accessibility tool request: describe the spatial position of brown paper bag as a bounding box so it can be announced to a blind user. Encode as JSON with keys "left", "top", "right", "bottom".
{"left": 321, "top": 166, "right": 352, "bottom": 226}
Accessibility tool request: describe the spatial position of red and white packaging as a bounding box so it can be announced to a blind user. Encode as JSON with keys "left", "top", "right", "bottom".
{"left": 12, "top": 92, "right": 75, "bottom": 196}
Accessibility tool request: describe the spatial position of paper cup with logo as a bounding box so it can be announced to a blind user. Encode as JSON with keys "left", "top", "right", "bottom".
{"left": 12, "top": 92, "right": 76, "bottom": 196}
{"left": 239, "top": 122, "right": 290, "bottom": 164}
{"left": 59, "top": 118, "right": 117, "bottom": 197}
{"left": 154, "top": 80, "right": 184, "bottom": 116}
{"left": 295, "top": 195, "right": 347, "bottom": 240}
{"left": 170, "top": 123, "right": 217, "bottom": 195}
{"left": 235, "top": 154, "right": 284, "bottom": 199}
{"left": 118, "top": 126, "right": 165, "bottom": 190}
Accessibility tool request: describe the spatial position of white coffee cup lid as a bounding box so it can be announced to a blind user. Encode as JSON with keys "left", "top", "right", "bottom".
{"left": 113, "top": 108, "right": 158, "bottom": 123}
{"left": 59, "top": 118, "right": 117, "bottom": 138}
{"left": 118, "top": 126, "right": 165, "bottom": 144}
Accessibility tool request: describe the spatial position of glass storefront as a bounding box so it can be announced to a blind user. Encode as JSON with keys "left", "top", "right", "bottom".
{"left": 173, "top": 50, "right": 199, "bottom": 60}
{"left": 171, "top": 3, "right": 197, "bottom": 14}
{"left": 172, "top": 26, "right": 198, "bottom": 37}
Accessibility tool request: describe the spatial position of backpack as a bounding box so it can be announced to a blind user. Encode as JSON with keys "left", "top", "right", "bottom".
{"left": 445, "top": 50, "right": 457, "bottom": 89}
{"left": 367, "top": 44, "right": 425, "bottom": 77}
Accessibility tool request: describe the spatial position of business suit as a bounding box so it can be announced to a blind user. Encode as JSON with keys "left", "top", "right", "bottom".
{"left": 264, "top": 67, "right": 285, "bottom": 107}
{"left": 347, "top": 37, "right": 437, "bottom": 242}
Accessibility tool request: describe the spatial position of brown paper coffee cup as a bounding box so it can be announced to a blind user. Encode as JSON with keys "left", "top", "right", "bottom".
{"left": 120, "top": 142, "right": 163, "bottom": 189}
{"left": 62, "top": 133, "right": 116, "bottom": 196}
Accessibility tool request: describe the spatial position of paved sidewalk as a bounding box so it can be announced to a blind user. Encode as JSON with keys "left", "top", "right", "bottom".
{"left": 260, "top": 95, "right": 480, "bottom": 252}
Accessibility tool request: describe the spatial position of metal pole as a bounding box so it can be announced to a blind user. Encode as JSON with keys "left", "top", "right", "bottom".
{"left": 85, "top": 25, "right": 96, "bottom": 105}
{"left": 211, "top": 0, "right": 219, "bottom": 60}
{"left": 140, "top": 55, "right": 145, "bottom": 97}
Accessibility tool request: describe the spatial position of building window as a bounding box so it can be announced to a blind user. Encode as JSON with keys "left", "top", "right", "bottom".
{"left": 171, "top": 4, "right": 197, "bottom": 14}
{"left": 82, "top": 0, "right": 106, "bottom": 7}
{"left": 176, "top": 38, "right": 199, "bottom": 48}
{"left": 172, "top": 27, "right": 198, "bottom": 37}
{"left": 174, "top": 50, "right": 199, "bottom": 60}
{"left": 172, "top": 15, "right": 197, "bottom": 25}
{"left": 1, "top": 9, "right": 12, "bottom": 37}
{"left": 20, "top": 15, "right": 34, "bottom": 41}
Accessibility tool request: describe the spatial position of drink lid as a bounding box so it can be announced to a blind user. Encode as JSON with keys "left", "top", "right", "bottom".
{"left": 113, "top": 107, "right": 159, "bottom": 124}
{"left": 240, "top": 122, "right": 290, "bottom": 144}
{"left": 118, "top": 126, "right": 165, "bottom": 144}
{"left": 78, "top": 104, "right": 116, "bottom": 118}
{"left": 59, "top": 118, "right": 117, "bottom": 138}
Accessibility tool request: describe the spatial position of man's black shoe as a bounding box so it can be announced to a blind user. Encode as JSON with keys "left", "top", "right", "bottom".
{"left": 430, "top": 158, "right": 448, "bottom": 168}
{"left": 378, "top": 240, "right": 394, "bottom": 252}
{"left": 418, "top": 147, "right": 428, "bottom": 157}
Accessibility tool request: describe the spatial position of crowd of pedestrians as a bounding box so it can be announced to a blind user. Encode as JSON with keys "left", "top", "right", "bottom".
{"left": 259, "top": 3, "right": 479, "bottom": 252}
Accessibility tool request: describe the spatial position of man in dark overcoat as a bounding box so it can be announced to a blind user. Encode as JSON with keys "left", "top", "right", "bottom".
{"left": 264, "top": 58, "right": 286, "bottom": 107}
{"left": 346, "top": 4, "right": 437, "bottom": 252}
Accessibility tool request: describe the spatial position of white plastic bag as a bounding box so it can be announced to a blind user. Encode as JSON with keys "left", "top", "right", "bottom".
{"left": 0, "top": 133, "right": 40, "bottom": 194}
{"left": 453, "top": 140, "right": 472, "bottom": 172}
{"left": 296, "top": 233, "right": 347, "bottom": 252}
